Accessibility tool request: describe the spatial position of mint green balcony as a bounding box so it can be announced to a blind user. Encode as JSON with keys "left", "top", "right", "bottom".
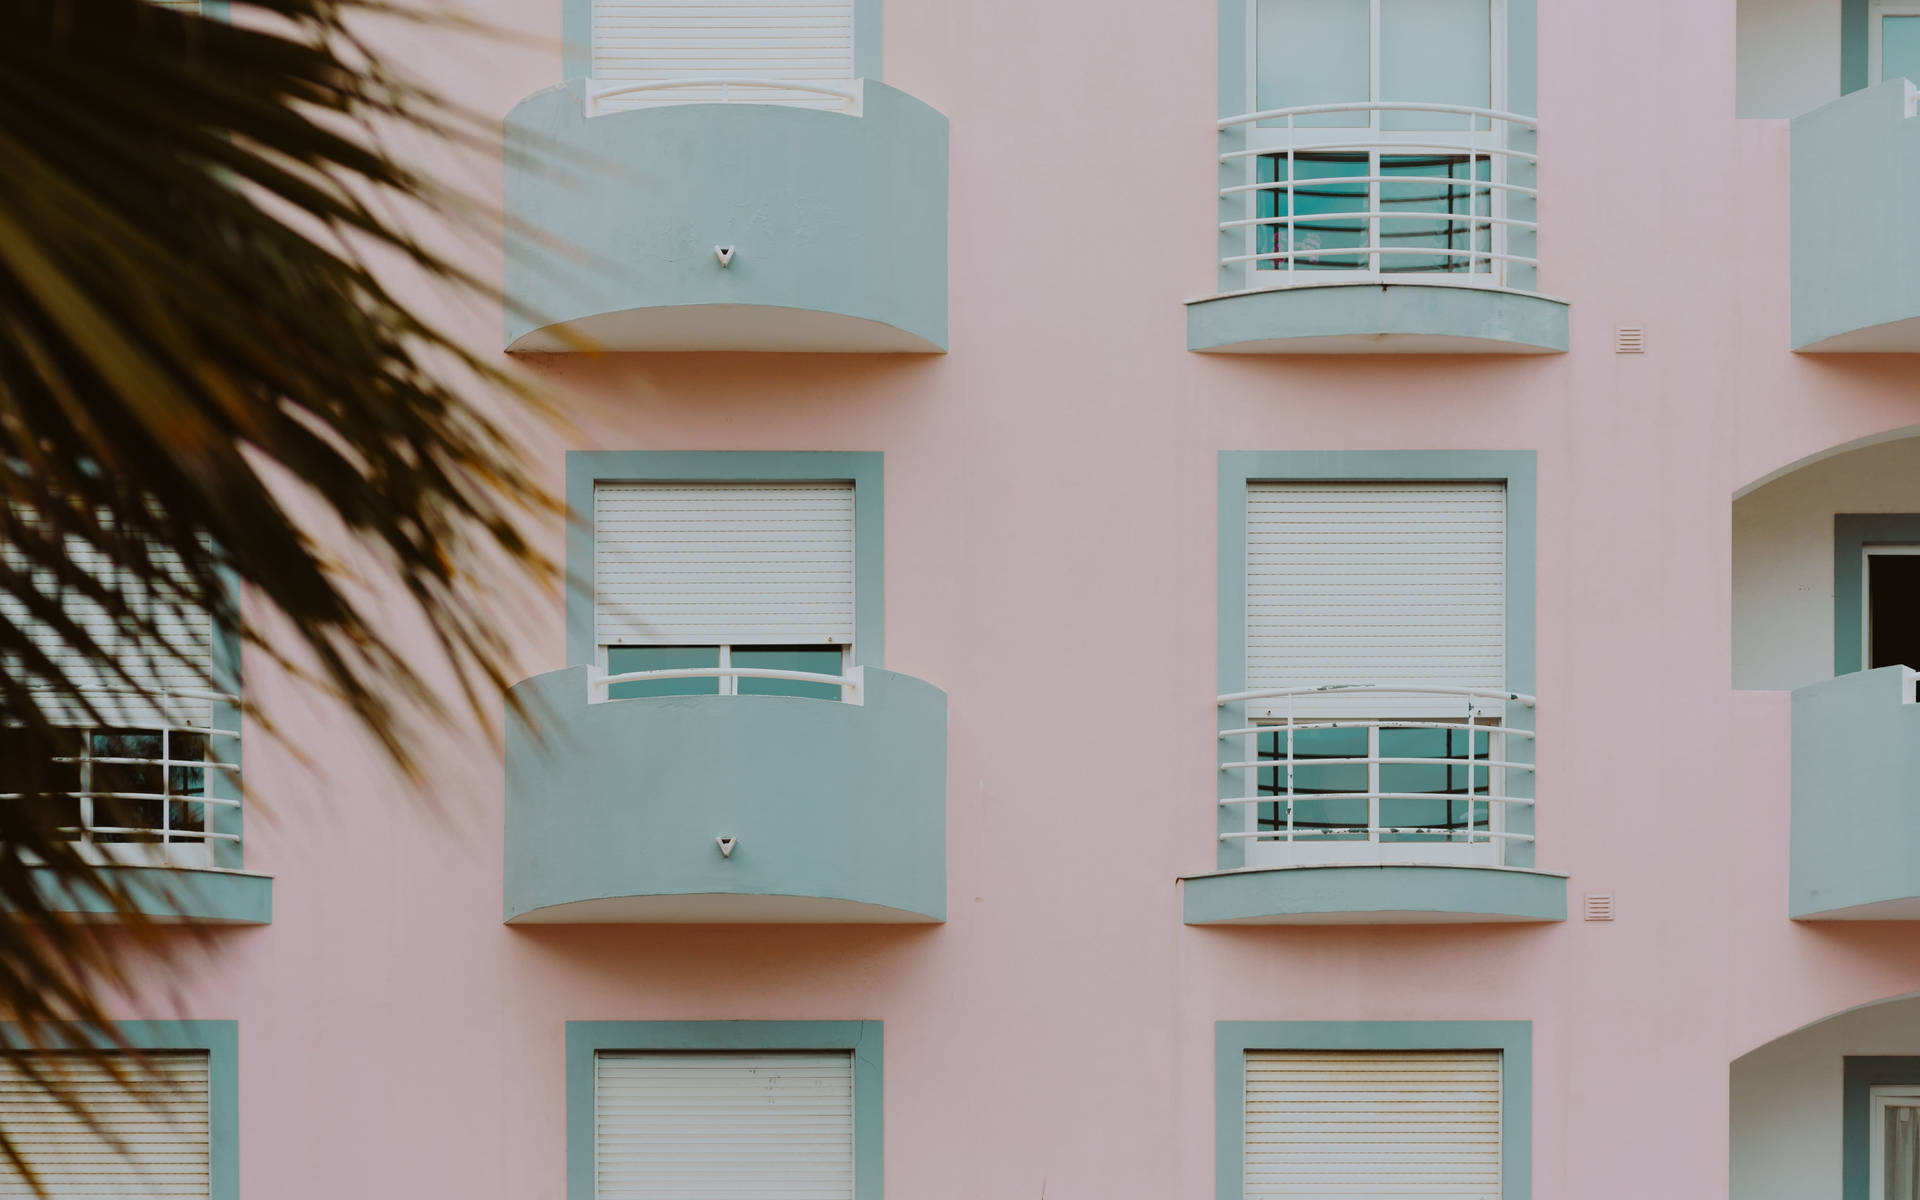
{"left": 1791, "top": 666, "right": 1920, "bottom": 918}
{"left": 503, "top": 665, "right": 946, "bottom": 923}
{"left": 503, "top": 80, "right": 947, "bottom": 353}
{"left": 1791, "top": 80, "right": 1920, "bottom": 351}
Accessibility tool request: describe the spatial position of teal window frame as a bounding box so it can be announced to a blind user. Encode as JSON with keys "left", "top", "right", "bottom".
{"left": 565, "top": 1020, "right": 884, "bottom": 1200}
{"left": 1844, "top": 1056, "right": 1920, "bottom": 1200}
{"left": 1848, "top": 0, "right": 1873, "bottom": 93}
{"left": 1833, "top": 515, "right": 1920, "bottom": 676}
{"left": 565, "top": 452, "right": 885, "bottom": 671}
{"left": 1216, "top": 451, "right": 1538, "bottom": 870}
{"left": 0, "top": 1020, "right": 239, "bottom": 1200}
{"left": 561, "top": 0, "right": 881, "bottom": 84}
{"left": 1215, "top": 1020, "right": 1531, "bottom": 1200}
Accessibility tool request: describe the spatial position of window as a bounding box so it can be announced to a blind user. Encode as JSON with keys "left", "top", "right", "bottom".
{"left": 1872, "top": 1, "right": 1920, "bottom": 84}
{"left": 1865, "top": 546, "right": 1920, "bottom": 671}
{"left": 588, "top": 0, "right": 857, "bottom": 110}
{"left": 1244, "top": 1050, "right": 1503, "bottom": 1198}
{"left": 0, "top": 1051, "right": 213, "bottom": 1197}
{"left": 1240, "top": 480, "right": 1519, "bottom": 865}
{"left": 1875, "top": 1086, "right": 1920, "bottom": 1200}
{"left": 592, "top": 482, "right": 856, "bottom": 702}
{"left": 594, "top": 1052, "right": 854, "bottom": 1200}
{"left": 1243, "top": 0, "right": 1514, "bottom": 282}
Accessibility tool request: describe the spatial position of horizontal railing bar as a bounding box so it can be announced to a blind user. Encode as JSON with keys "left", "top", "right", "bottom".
{"left": 1219, "top": 685, "right": 1537, "bottom": 705}
{"left": 1221, "top": 143, "right": 1538, "bottom": 164}
{"left": 1221, "top": 213, "right": 1538, "bottom": 232}
{"left": 1219, "top": 101, "right": 1539, "bottom": 130}
{"left": 1219, "top": 793, "right": 1535, "bottom": 807}
{"left": 1220, "top": 757, "right": 1534, "bottom": 771}
{"left": 589, "top": 77, "right": 859, "bottom": 102}
{"left": 1223, "top": 175, "right": 1538, "bottom": 198}
{"left": 3, "top": 793, "right": 242, "bottom": 807}
{"left": 1226, "top": 248, "right": 1541, "bottom": 268}
{"left": 1220, "top": 829, "right": 1537, "bottom": 842}
{"left": 597, "top": 666, "right": 851, "bottom": 687}
{"left": 72, "top": 829, "right": 241, "bottom": 842}
{"left": 1218, "top": 722, "right": 1535, "bottom": 739}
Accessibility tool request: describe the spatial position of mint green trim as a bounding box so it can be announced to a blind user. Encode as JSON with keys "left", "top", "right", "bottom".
{"left": 566, "top": 1021, "right": 882, "bottom": 1200}
{"left": 1216, "top": 452, "right": 1537, "bottom": 871}
{"left": 564, "top": 452, "right": 884, "bottom": 669}
{"left": 1833, "top": 514, "right": 1920, "bottom": 675}
{"left": 505, "top": 665, "right": 945, "bottom": 922}
{"left": 25, "top": 866, "right": 271, "bottom": 925}
{"left": 0, "top": 1020, "right": 239, "bottom": 1200}
{"left": 1846, "top": 0, "right": 1870, "bottom": 94}
{"left": 1186, "top": 285, "right": 1569, "bottom": 355}
{"left": 1791, "top": 83, "right": 1920, "bottom": 352}
{"left": 210, "top": 566, "right": 243, "bottom": 871}
{"left": 560, "top": 0, "right": 879, "bottom": 79}
{"left": 505, "top": 82, "right": 944, "bottom": 353}
{"left": 1845, "top": 1057, "right": 1920, "bottom": 1200}
{"left": 1183, "top": 865, "right": 1566, "bottom": 924}
{"left": 1790, "top": 666, "right": 1920, "bottom": 918}
{"left": 1215, "top": 1021, "right": 1530, "bottom": 1200}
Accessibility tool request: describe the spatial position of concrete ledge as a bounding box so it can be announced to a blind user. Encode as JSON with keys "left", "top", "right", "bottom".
{"left": 1181, "top": 864, "right": 1568, "bottom": 925}
{"left": 1186, "top": 282, "right": 1569, "bottom": 354}
{"left": 24, "top": 866, "right": 272, "bottom": 925}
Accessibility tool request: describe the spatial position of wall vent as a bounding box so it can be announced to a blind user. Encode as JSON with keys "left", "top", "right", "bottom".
{"left": 1583, "top": 892, "right": 1616, "bottom": 922}
{"left": 1614, "top": 325, "right": 1646, "bottom": 354}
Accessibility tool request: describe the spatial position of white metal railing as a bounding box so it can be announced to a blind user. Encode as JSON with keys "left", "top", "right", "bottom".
{"left": 585, "top": 77, "right": 862, "bottom": 117}
{"left": 590, "top": 665, "right": 864, "bottom": 705}
{"left": 1216, "top": 102, "right": 1539, "bottom": 292}
{"left": 1, "top": 687, "right": 241, "bottom": 869}
{"left": 1217, "top": 684, "right": 1535, "bottom": 867}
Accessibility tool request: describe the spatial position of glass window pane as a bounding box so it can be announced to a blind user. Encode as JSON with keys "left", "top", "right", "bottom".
{"left": 1886, "top": 16, "right": 1920, "bottom": 83}
{"left": 1378, "top": 153, "right": 1491, "bottom": 274}
{"left": 1256, "top": 0, "right": 1369, "bottom": 126}
{"left": 1889, "top": 1105, "right": 1920, "bottom": 1200}
{"left": 606, "top": 646, "right": 720, "bottom": 699}
{"left": 1868, "top": 553, "right": 1920, "bottom": 670}
{"left": 1380, "top": 0, "right": 1491, "bottom": 128}
{"left": 1259, "top": 153, "right": 1372, "bottom": 272}
{"left": 733, "top": 647, "right": 844, "bottom": 701}
{"left": 1258, "top": 726, "right": 1369, "bottom": 842}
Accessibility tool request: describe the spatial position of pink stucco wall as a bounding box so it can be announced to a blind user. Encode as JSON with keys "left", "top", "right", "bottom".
{"left": 101, "top": 0, "right": 1920, "bottom": 1195}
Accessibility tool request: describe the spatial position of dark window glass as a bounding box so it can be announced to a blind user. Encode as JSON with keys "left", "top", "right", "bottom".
{"left": 1869, "top": 553, "right": 1920, "bottom": 671}
{"left": 733, "top": 647, "right": 844, "bottom": 701}
{"left": 606, "top": 646, "right": 720, "bottom": 699}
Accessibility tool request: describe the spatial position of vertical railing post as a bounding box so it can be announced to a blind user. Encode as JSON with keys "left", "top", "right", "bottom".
{"left": 1366, "top": 723, "right": 1381, "bottom": 848}
{"left": 1284, "top": 695, "right": 1296, "bottom": 851}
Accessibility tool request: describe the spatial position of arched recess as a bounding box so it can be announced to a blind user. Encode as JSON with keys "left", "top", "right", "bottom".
{"left": 1733, "top": 993, "right": 1920, "bottom": 1200}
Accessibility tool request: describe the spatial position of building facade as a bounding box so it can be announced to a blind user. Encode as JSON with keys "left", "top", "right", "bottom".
{"left": 14, "top": 0, "right": 1920, "bottom": 1196}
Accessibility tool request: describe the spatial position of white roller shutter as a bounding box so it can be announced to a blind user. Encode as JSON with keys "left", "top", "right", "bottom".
{"left": 1244, "top": 1049, "right": 1502, "bottom": 1200}
{"left": 594, "top": 482, "right": 856, "bottom": 648}
{"left": 0, "top": 522, "right": 214, "bottom": 726}
{"left": 595, "top": 1051, "right": 854, "bottom": 1200}
{"left": 591, "top": 0, "right": 856, "bottom": 109}
{"left": 1246, "top": 482, "right": 1505, "bottom": 714}
{"left": 0, "top": 1051, "right": 212, "bottom": 1198}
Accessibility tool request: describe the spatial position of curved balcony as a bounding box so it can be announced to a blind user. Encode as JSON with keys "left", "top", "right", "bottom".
{"left": 8, "top": 688, "right": 270, "bottom": 925}
{"left": 1188, "top": 103, "right": 1568, "bottom": 354}
{"left": 1790, "top": 79, "right": 1920, "bottom": 351}
{"left": 504, "top": 77, "right": 948, "bottom": 353}
{"left": 504, "top": 663, "right": 946, "bottom": 923}
{"left": 1183, "top": 684, "right": 1565, "bottom": 924}
{"left": 1791, "top": 666, "right": 1920, "bottom": 918}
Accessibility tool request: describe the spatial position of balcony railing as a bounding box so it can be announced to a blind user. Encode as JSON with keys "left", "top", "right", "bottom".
{"left": 589, "top": 665, "right": 864, "bottom": 705}
{"left": 0, "top": 688, "right": 241, "bottom": 870}
{"left": 585, "top": 77, "right": 861, "bottom": 117}
{"left": 1216, "top": 102, "right": 1540, "bottom": 293}
{"left": 1217, "top": 684, "right": 1536, "bottom": 868}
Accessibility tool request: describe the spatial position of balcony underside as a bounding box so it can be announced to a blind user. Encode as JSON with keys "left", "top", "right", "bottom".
{"left": 23, "top": 865, "right": 272, "bottom": 925}
{"left": 1186, "top": 282, "right": 1569, "bottom": 354}
{"left": 508, "top": 302, "right": 942, "bottom": 354}
{"left": 1181, "top": 864, "right": 1568, "bottom": 925}
{"left": 508, "top": 892, "right": 940, "bottom": 924}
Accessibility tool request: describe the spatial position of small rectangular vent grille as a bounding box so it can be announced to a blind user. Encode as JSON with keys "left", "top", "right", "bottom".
{"left": 1584, "top": 892, "right": 1615, "bottom": 921}
{"left": 1614, "top": 325, "right": 1646, "bottom": 354}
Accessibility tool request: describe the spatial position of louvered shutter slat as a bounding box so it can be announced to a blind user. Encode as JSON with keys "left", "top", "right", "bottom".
{"left": 594, "top": 483, "right": 855, "bottom": 648}
{"left": 1245, "top": 1050, "right": 1502, "bottom": 1199}
{"left": 1246, "top": 482, "right": 1506, "bottom": 717}
{"left": 591, "top": 0, "right": 855, "bottom": 109}
{"left": 0, "top": 1053, "right": 212, "bottom": 1198}
{"left": 595, "top": 1052, "right": 854, "bottom": 1200}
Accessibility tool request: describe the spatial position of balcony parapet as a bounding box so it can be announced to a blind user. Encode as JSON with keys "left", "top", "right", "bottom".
{"left": 1790, "top": 666, "right": 1920, "bottom": 918}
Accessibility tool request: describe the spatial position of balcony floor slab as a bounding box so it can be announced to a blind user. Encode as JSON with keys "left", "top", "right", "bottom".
{"left": 1181, "top": 863, "right": 1568, "bottom": 925}
{"left": 1187, "top": 282, "right": 1569, "bottom": 354}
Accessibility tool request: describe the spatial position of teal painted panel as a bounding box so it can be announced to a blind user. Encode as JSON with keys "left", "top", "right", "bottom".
{"left": 1887, "top": 16, "right": 1920, "bottom": 82}
{"left": 1255, "top": 0, "right": 1370, "bottom": 126}
{"left": 1380, "top": 0, "right": 1491, "bottom": 126}
{"left": 566, "top": 1021, "right": 883, "bottom": 1200}
{"left": 0, "top": 1021, "right": 239, "bottom": 1200}
{"left": 1847, "top": 0, "right": 1871, "bottom": 94}
{"left": 606, "top": 646, "right": 720, "bottom": 699}
{"left": 1791, "top": 82, "right": 1920, "bottom": 351}
{"left": 1215, "top": 1021, "right": 1531, "bottom": 1200}
{"left": 1790, "top": 667, "right": 1920, "bottom": 918}
{"left": 504, "top": 81, "right": 947, "bottom": 352}
{"left": 24, "top": 865, "right": 271, "bottom": 925}
{"left": 565, "top": 452, "right": 884, "bottom": 671}
{"left": 504, "top": 665, "right": 946, "bottom": 922}
{"left": 1186, "top": 284, "right": 1569, "bottom": 353}
{"left": 1182, "top": 864, "right": 1566, "bottom": 923}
